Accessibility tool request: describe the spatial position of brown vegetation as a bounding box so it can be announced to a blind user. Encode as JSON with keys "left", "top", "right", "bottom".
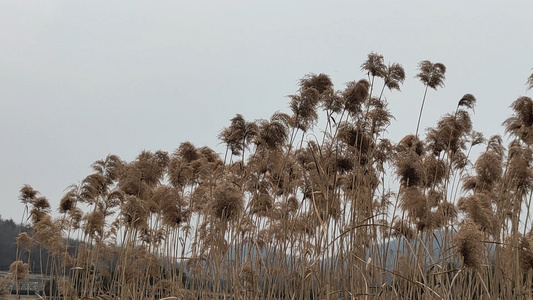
{"left": 8, "top": 53, "right": 533, "bottom": 299}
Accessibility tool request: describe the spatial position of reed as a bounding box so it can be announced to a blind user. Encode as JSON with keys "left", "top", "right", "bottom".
{"left": 9, "top": 53, "right": 533, "bottom": 299}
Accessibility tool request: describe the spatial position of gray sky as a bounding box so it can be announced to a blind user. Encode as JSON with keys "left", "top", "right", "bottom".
{"left": 1, "top": 1, "right": 532, "bottom": 221}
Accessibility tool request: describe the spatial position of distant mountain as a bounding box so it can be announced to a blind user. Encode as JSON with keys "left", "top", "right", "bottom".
{"left": 0, "top": 216, "right": 73, "bottom": 273}
{"left": 0, "top": 217, "right": 26, "bottom": 271}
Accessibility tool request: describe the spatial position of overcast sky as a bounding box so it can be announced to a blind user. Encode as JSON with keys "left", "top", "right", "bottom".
{"left": 1, "top": 1, "right": 532, "bottom": 221}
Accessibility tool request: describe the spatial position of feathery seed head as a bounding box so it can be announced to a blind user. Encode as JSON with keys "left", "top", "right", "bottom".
{"left": 168, "top": 158, "right": 194, "bottom": 189}
{"left": 289, "top": 88, "right": 320, "bottom": 131}
{"left": 118, "top": 163, "right": 152, "bottom": 199}
{"left": 474, "top": 151, "right": 503, "bottom": 190}
{"left": 416, "top": 60, "right": 446, "bottom": 90}
{"left": 91, "top": 154, "right": 124, "bottom": 183}
{"left": 457, "top": 193, "right": 496, "bottom": 235}
{"left": 19, "top": 184, "right": 38, "bottom": 205}
{"left": 384, "top": 62, "right": 406, "bottom": 91}
{"left": 80, "top": 173, "right": 108, "bottom": 201}
{"left": 151, "top": 185, "right": 173, "bottom": 207}
{"left": 177, "top": 141, "right": 199, "bottom": 163}
{"left": 338, "top": 123, "right": 372, "bottom": 154}
{"left": 361, "top": 52, "right": 386, "bottom": 78}
{"left": 299, "top": 73, "right": 333, "bottom": 94}
{"left": 504, "top": 96, "right": 533, "bottom": 144}
{"left": 395, "top": 151, "right": 425, "bottom": 187}
{"left": 506, "top": 141, "right": 533, "bottom": 191}
{"left": 426, "top": 111, "right": 472, "bottom": 155}
{"left": 9, "top": 261, "right": 29, "bottom": 281}
{"left": 458, "top": 94, "right": 476, "bottom": 111}
{"left": 487, "top": 135, "right": 504, "bottom": 156}
{"left": 211, "top": 182, "right": 244, "bottom": 221}
{"left": 322, "top": 90, "right": 344, "bottom": 113}
{"left": 198, "top": 146, "right": 222, "bottom": 165}
{"left": 256, "top": 117, "right": 289, "bottom": 150}
{"left": 455, "top": 219, "right": 484, "bottom": 269}
{"left": 256, "top": 229, "right": 270, "bottom": 249}
{"left": 68, "top": 207, "right": 83, "bottom": 229}
{"left": 191, "top": 183, "right": 211, "bottom": 212}
{"left": 59, "top": 190, "right": 76, "bottom": 213}
{"left": 158, "top": 188, "right": 189, "bottom": 228}
{"left": 154, "top": 150, "right": 170, "bottom": 168}
{"left": 423, "top": 156, "right": 446, "bottom": 186}
{"left": 368, "top": 98, "right": 393, "bottom": 133}
{"left": 400, "top": 186, "right": 428, "bottom": 221}
{"left": 29, "top": 208, "right": 47, "bottom": 224}
{"left": 16, "top": 232, "right": 33, "bottom": 249}
{"left": 32, "top": 215, "right": 63, "bottom": 253}
{"left": 82, "top": 209, "right": 105, "bottom": 238}
{"left": 121, "top": 195, "right": 148, "bottom": 229}
{"left": 251, "top": 193, "right": 273, "bottom": 216}
{"left": 33, "top": 196, "right": 51, "bottom": 211}
{"left": 397, "top": 134, "right": 424, "bottom": 156}
{"left": 336, "top": 156, "right": 354, "bottom": 173}
{"left": 131, "top": 150, "right": 168, "bottom": 187}
{"left": 469, "top": 131, "right": 486, "bottom": 147}
{"left": 343, "top": 79, "right": 370, "bottom": 115}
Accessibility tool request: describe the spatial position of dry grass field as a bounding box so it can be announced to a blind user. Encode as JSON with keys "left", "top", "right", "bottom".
{"left": 5, "top": 54, "right": 533, "bottom": 299}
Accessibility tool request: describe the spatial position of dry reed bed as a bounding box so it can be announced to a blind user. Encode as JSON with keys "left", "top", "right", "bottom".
{"left": 3, "top": 53, "right": 533, "bottom": 299}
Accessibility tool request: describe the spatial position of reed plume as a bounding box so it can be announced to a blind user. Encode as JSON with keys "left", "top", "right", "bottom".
{"left": 9, "top": 260, "right": 29, "bottom": 297}
{"left": 219, "top": 114, "right": 258, "bottom": 156}
{"left": 455, "top": 219, "right": 484, "bottom": 269}
{"left": 382, "top": 62, "right": 406, "bottom": 92}
{"left": 59, "top": 189, "right": 77, "bottom": 213}
{"left": 416, "top": 60, "right": 446, "bottom": 90}
{"left": 395, "top": 140, "right": 425, "bottom": 187}
{"left": 156, "top": 186, "right": 189, "bottom": 228}
{"left": 82, "top": 209, "right": 106, "bottom": 239}
{"left": 361, "top": 52, "right": 386, "bottom": 78}
{"left": 463, "top": 138, "right": 503, "bottom": 192}
{"left": 457, "top": 192, "right": 497, "bottom": 235}
{"left": 503, "top": 96, "right": 533, "bottom": 145}
{"left": 426, "top": 110, "right": 472, "bottom": 155}
{"left": 32, "top": 196, "right": 51, "bottom": 211}
{"left": 458, "top": 93, "right": 476, "bottom": 111}
{"left": 211, "top": 182, "right": 244, "bottom": 221}
{"left": 91, "top": 154, "right": 124, "bottom": 184}
{"left": 506, "top": 140, "right": 533, "bottom": 193}
{"left": 9, "top": 261, "right": 29, "bottom": 281}
{"left": 399, "top": 186, "right": 428, "bottom": 227}
{"left": 415, "top": 60, "right": 446, "bottom": 137}
{"left": 255, "top": 113, "right": 290, "bottom": 151}
{"left": 19, "top": 184, "right": 38, "bottom": 205}
{"left": 121, "top": 195, "right": 149, "bottom": 230}
{"left": 343, "top": 79, "right": 369, "bottom": 116}
{"left": 16, "top": 232, "right": 33, "bottom": 250}
{"left": 300, "top": 73, "right": 334, "bottom": 94}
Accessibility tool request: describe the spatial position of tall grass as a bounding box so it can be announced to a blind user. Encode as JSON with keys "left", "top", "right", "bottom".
{"left": 7, "top": 54, "right": 533, "bottom": 299}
